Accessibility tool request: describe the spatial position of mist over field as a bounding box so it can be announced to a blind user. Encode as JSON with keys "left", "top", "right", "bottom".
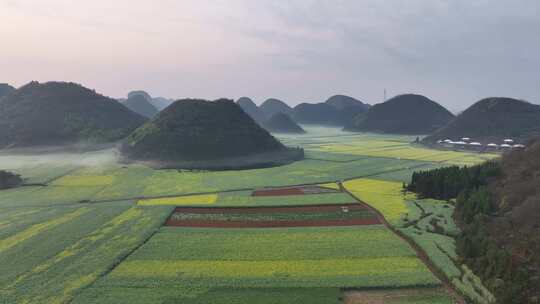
{"left": 0, "top": 148, "right": 118, "bottom": 171}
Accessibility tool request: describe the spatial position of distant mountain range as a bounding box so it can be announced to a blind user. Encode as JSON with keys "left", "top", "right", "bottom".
{"left": 123, "top": 90, "right": 175, "bottom": 111}
{"left": 236, "top": 95, "right": 370, "bottom": 129}
{"left": 424, "top": 97, "right": 540, "bottom": 143}
{"left": 347, "top": 94, "right": 455, "bottom": 134}
{"left": 4, "top": 81, "right": 539, "bottom": 150}
{"left": 122, "top": 99, "right": 302, "bottom": 169}
{"left": 0, "top": 81, "right": 146, "bottom": 148}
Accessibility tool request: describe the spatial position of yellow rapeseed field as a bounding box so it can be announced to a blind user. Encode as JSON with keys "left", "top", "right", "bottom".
{"left": 138, "top": 194, "right": 218, "bottom": 206}
{"left": 0, "top": 207, "right": 90, "bottom": 253}
{"left": 112, "top": 257, "right": 429, "bottom": 279}
{"left": 344, "top": 178, "right": 413, "bottom": 224}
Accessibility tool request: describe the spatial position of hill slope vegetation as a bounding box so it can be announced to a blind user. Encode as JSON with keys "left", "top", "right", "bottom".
{"left": 348, "top": 94, "right": 454, "bottom": 134}
{"left": 122, "top": 99, "right": 303, "bottom": 169}
{"left": 263, "top": 112, "right": 305, "bottom": 134}
{"left": 424, "top": 97, "right": 540, "bottom": 143}
{"left": 407, "top": 143, "right": 540, "bottom": 303}
{"left": 0, "top": 81, "right": 146, "bottom": 148}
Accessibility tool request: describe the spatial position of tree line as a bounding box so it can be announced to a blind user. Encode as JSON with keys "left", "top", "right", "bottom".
{"left": 0, "top": 170, "right": 22, "bottom": 190}
{"left": 406, "top": 162, "right": 530, "bottom": 304}
{"left": 406, "top": 161, "right": 500, "bottom": 200}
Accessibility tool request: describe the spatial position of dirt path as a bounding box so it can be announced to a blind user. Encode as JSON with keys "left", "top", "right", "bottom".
{"left": 343, "top": 188, "right": 466, "bottom": 304}
{"left": 343, "top": 287, "right": 451, "bottom": 304}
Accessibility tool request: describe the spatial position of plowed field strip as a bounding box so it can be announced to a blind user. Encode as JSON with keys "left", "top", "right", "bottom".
{"left": 170, "top": 203, "right": 366, "bottom": 214}
{"left": 165, "top": 218, "right": 381, "bottom": 228}
{"left": 165, "top": 203, "right": 381, "bottom": 228}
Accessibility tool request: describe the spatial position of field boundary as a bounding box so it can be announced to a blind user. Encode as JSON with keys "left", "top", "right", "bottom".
{"left": 343, "top": 188, "right": 465, "bottom": 304}
{"left": 1, "top": 163, "right": 434, "bottom": 208}
{"left": 165, "top": 203, "right": 382, "bottom": 228}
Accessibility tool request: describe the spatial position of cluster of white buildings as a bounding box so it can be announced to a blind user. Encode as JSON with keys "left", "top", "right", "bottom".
{"left": 437, "top": 137, "right": 525, "bottom": 151}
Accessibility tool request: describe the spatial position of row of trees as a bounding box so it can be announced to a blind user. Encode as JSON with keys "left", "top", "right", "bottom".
{"left": 406, "top": 161, "right": 501, "bottom": 200}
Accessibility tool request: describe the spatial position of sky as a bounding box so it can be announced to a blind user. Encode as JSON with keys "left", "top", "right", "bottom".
{"left": 1, "top": 0, "right": 539, "bottom": 112}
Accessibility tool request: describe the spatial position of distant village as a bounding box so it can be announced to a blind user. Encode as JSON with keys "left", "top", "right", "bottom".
{"left": 436, "top": 137, "right": 525, "bottom": 152}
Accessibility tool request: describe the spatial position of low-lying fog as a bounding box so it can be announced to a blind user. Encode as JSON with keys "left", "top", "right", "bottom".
{"left": 0, "top": 148, "right": 119, "bottom": 171}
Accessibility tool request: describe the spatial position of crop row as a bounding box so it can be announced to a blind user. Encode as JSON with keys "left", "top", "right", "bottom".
{"left": 107, "top": 257, "right": 438, "bottom": 288}
{"left": 0, "top": 202, "right": 173, "bottom": 304}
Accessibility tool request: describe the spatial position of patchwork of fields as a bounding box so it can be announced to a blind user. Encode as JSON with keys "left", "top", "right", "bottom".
{"left": 74, "top": 226, "right": 439, "bottom": 303}
{"left": 0, "top": 126, "right": 497, "bottom": 303}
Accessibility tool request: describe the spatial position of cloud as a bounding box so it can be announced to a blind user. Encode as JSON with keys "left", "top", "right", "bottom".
{"left": 1, "top": 0, "right": 538, "bottom": 111}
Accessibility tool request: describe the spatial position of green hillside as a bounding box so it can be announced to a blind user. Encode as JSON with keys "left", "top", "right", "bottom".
{"left": 0, "top": 81, "right": 147, "bottom": 148}
{"left": 424, "top": 97, "right": 540, "bottom": 143}
{"left": 122, "top": 99, "right": 303, "bottom": 169}
{"left": 348, "top": 94, "right": 454, "bottom": 134}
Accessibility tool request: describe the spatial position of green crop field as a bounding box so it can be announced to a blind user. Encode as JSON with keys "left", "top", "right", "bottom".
{"left": 75, "top": 226, "right": 439, "bottom": 303}
{"left": 0, "top": 126, "right": 496, "bottom": 303}
{"left": 0, "top": 203, "right": 172, "bottom": 304}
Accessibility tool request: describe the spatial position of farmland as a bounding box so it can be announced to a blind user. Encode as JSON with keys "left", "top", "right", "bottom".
{"left": 165, "top": 204, "right": 381, "bottom": 227}
{"left": 0, "top": 126, "right": 496, "bottom": 303}
{"left": 74, "top": 226, "right": 439, "bottom": 303}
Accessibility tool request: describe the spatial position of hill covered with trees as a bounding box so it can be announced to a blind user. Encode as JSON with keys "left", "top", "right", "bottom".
{"left": 236, "top": 97, "right": 265, "bottom": 123}
{"left": 259, "top": 98, "right": 293, "bottom": 118}
{"left": 325, "top": 94, "right": 369, "bottom": 111}
{"left": 407, "top": 143, "right": 540, "bottom": 303}
{"left": 424, "top": 97, "right": 540, "bottom": 143}
{"left": 293, "top": 103, "right": 340, "bottom": 125}
{"left": 127, "top": 90, "right": 174, "bottom": 111}
{"left": 0, "top": 82, "right": 146, "bottom": 149}
{"left": 293, "top": 96, "right": 369, "bottom": 126}
{"left": 348, "top": 94, "right": 454, "bottom": 134}
{"left": 122, "top": 99, "right": 303, "bottom": 169}
{"left": 263, "top": 112, "right": 305, "bottom": 134}
{"left": 123, "top": 94, "right": 159, "bottom": 118}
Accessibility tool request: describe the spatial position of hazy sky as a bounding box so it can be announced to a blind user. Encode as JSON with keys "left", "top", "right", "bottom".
{"left": 1, "top": 0, "right": 539, "bottom": 112}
